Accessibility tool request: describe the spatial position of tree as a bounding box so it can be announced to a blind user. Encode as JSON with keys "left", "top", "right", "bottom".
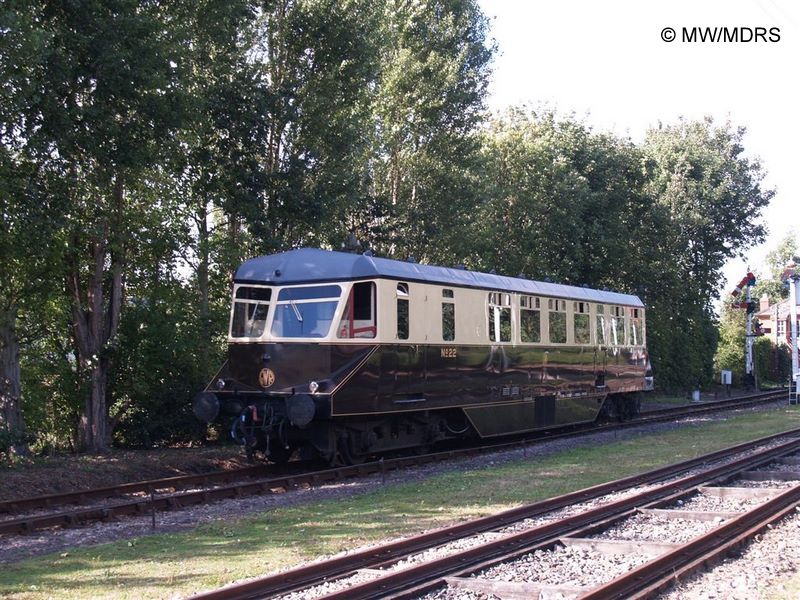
{"left": 0, "top": 8, "right": 68, "bottom": 455}
{"left": 475, "top": 110, "right": 654, "bottom": 287}
{"left": 358, "top": 0, "right": 494, "bottom": 263}
{"left": 236, "top": 0, "right": 384, "bottom": 254}
{"left": 753, "top": 230, "right": 798, "bottom": 302}
{"left": 714, "top": 300, "right": 746, "bottom": 383}
{"left": 642, "top": 118, "right": 774, "bottom": 389}
{"left": 643, "top": 118, "right": 774, "bottom": 301}
{"left": 0, "top": 150, "right": 38, "bottom": 455}
{"left": 6, "top": 0, "right": 193, "bottom": 451}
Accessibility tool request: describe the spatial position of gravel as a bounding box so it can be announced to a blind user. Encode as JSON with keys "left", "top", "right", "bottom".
{"left": 659, "top": 507, "right": 800, "bottom": 600}
{"left": 666, "top": 492, "right": 765, "bottom": 512}
{"left": 726, "top": 478, "right": 799, "bottom": 488}
{"left": 476, "top": 544, "right": 651, "bottom": 586}
{"left": 591, "top": 512, "right": 719, "bottom": 543}
{"left": 278, "top": 569, "right": 381, "bottom": 600}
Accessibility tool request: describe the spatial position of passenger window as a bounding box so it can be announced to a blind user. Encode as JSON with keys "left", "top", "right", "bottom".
{"left": 442, "top": 303, "right": 455, "bottom": 341}
{"left": 611, "top": 306, "right": 626, "bottom": 345}
{"left": 520, "top": 295, "right": 541, "bottom": 343}
{"left": 442, "top": 289, "right": 455, "bottom": 341}
{"left": 596, "top": 304, "right": 607, "bottom": 345}
{"left": 548, "top": 298, "right": 567, "bottom": 344}
{"left": 488, "top": 292, "right": 511, "bottom": 342}
{"left": 573, "top": 301, "right": 590, "bottom": 344}
{"left": 337, "top": 281, "right": 377, "bottom": 338}
{"left": 397, "top": 283, "right": 409, "bottom": 340}
{"left": 629, "top": 308, "right": 644, "bottom": 346}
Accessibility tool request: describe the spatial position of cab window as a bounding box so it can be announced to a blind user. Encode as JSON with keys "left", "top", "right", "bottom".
{"left": 271, "top": 285, "right": 340, "bottom": 338}
{"left": 231, "top": 286, "right": 271, "bottom": 338}
{"left": 629, "top": 307, "right": 644, "bottom": 346}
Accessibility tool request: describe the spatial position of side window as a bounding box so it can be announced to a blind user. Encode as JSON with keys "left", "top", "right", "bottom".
{"left": 573, "top": 301, "right": 591, "bottom": 344}
{"left": 338, "top": 281, "right": 377, "bottom": 338}
{"left": 441, "top": 289, "right": 455, "bottom": 341}
{"left": 611, "top": 305, "right": 626, "bottom": 345}
{"left": 630, "top": 307, "right": 644, "bottom": 346}
{"left": 520, "top": 295, "right": 541, "bottom": 343}
{"left": 396, "top": 283, "right": 409, "bottom": 340}
{"left": 548, "top": 298, "right": 567, "bottom": 344}
{"left": 596, "top": 304, "right": 607, "bottom": 345}
{"left": 488, "top": 292, "right": 511, "bottom": 342}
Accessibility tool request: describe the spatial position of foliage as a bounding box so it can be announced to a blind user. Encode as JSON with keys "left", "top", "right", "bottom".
{"left": 753, "top": 230, "right": 798, "bottom": 302}
{"left": 753, "top": 336, "right": 792, "bottom": 385}
{"left": 714, "top": 300, "right": 746, "bottom": 384}
{"left": 0, "top": 2, "right": 778, "bottom": 451}
{"left": 475, "top": 110, "right": 653, "bottom": 287}
{"left": 641, "top": 118, "right": 774, "bottom": 389}
{"left": 358, "top": 0, "right": 494, "bottom": 263}
{"left": 472, "top": 111, "right": 774, "bottom": 390}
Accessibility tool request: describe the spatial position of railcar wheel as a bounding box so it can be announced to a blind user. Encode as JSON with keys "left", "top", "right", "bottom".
{"left": 624, "top": 392, "right": 642, "bottom": 419}
{"left": 443, "top": 411, "right": 472, "bottom": 436}
{"left": 268, "top": 442, "right": 295, "bottom": 464}
{"left": 335, "top": 434, "right": 366, "bottom": 466}
{"left": 601, "top": 393, "right": 642, "bottom": 422}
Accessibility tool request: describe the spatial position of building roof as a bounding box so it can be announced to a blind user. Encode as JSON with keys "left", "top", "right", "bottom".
{"left": 235, "top": 248, "right": 645, "bottom": 308}
{"left": 757, "top": 298, "right": 800, "bottom": 320}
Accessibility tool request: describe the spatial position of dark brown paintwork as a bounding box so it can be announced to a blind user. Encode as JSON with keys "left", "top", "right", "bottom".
{"left": 209, "top": 341, "right": 647, "bottom": 438}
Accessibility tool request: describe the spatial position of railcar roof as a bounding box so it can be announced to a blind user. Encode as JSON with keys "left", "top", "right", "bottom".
{"left": 235, "top": 248, "right": 644, "bottom": 307}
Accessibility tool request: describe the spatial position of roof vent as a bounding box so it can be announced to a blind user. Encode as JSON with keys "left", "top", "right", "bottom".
{"left": 363, "top": 250, "right": 373, "bottom": 257}
{"left": 455, "top": 264, "right": 465, "bottom": 270}
{"left": 274, "top": 269, "right": 281, "bottom": 277}
{"left": 406, "top": 256, "right": 416, "bottom": 263}
{"left": 343, "top": 232, "right": 361, "bottom": 253}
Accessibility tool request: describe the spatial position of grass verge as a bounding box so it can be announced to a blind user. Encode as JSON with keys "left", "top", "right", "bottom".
{"left": 2, "top": 406, "right": 800, "bottom": 600}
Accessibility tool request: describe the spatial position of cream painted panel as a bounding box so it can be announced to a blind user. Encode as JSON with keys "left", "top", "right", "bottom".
{"left": 376, "top": 278, "right": 395, "bottom": 343}
{"left": 454, "top": 286, "right": 489, "bottom": 344}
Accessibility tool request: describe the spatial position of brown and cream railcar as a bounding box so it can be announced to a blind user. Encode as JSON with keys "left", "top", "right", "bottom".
{"left": 193, "top": 248, "right": 653, "bottom": 463}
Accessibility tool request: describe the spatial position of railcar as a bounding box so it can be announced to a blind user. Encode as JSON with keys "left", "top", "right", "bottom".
{"left": 193, "top": 248, "right": 653, "bottom": 463}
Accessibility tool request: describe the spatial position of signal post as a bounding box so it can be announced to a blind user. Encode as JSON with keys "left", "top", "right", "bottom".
{"left": 788, "top": 264, "right": 799, "bottom": 404}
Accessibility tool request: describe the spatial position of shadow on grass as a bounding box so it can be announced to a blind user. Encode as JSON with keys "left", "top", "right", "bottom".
{"left": 0, "top": 566, "right": 198, "bottom": 595}
{"left": 4, "top": 408, "right": 799, "bottom": 598}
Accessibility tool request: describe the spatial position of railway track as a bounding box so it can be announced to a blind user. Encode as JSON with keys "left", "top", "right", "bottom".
{"left": 0, "top": 388, "right": 788, "bottom": 536}
{"left": 188, "top": 427, "right": 800, "bottom": 600}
